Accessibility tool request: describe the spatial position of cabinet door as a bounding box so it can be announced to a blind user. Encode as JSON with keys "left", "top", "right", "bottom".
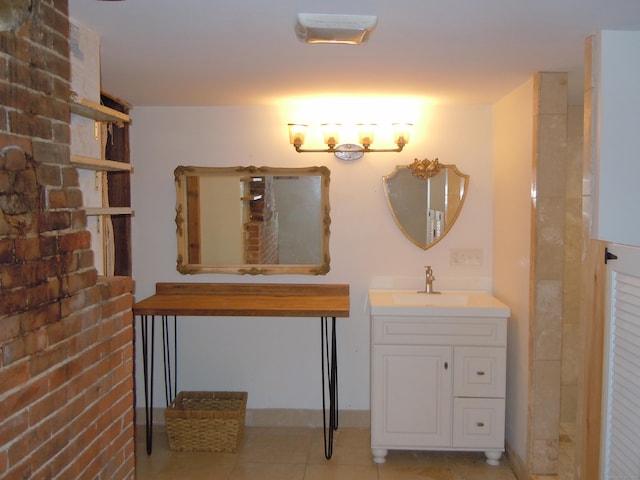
{"left": 371, "top": 345, "right": 452, "bottom": 447}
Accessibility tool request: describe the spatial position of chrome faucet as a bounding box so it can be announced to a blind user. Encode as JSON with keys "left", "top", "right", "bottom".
{"left": 422, "top": 265, "right": 439, "bottom": 294}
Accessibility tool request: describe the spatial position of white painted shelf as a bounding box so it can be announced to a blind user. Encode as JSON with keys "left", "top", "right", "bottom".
{"left": 84, "top": 207, "right": 134, "bottom": 216}
{"left": 71, "top": 155, "right": 132, "bottom": 172}
{"left": 70, "top": 97, "right": 130, "bottom": 123}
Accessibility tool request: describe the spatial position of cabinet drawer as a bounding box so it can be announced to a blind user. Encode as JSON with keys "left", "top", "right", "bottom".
{"left": 453, "top": 398, "right": 505, "bottom": 448}
{"left": 454, "top": 346, "right": 506, "bottom": 397}
{"left": 372, "top": 316, "right": 506, "bottom": 346}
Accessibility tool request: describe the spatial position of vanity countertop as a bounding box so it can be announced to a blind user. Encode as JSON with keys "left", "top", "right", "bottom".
{"left": 368, "top": 289, "right": 510, "bottom": 317}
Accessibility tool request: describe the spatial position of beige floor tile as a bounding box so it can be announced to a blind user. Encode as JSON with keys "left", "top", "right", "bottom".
{"left": 307, "top": 428, "right": 372, "bottom": 465}
{"left": 230, "top": 463, "right": 306, "bottom": 480}
{"left": 303, "top": 463, "right": 379, "bottom": 480}
{"left": 450, "top": 462, "right": 518, "bottom": 480}
{"left": 135, "top": 426, "right": 525, "bottom": 480}
{"left": 137, "top": 451, "right": 237, "bottom": 480}
{"left": 237, "top": 427, "right": 313, "bottom": 464}
{"left": 378, "top": 466, "right": 454, "bottom": 479}
{"left": 136, "top": 434, "right": 237, "bottom": 480}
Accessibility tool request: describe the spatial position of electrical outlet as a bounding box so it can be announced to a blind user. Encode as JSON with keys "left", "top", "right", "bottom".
{"left": 450, "top": 248, "right": 483, "bottom": 266}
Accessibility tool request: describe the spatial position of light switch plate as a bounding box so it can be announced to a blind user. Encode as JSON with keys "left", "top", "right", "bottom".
{"left": 450, "top": 248, "right": 483, "bottom": 266}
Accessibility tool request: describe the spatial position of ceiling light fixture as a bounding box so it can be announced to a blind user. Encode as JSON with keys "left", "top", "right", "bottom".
{"left": 295, "top": 13, "right": 378, "bottom": 45}
{"left": 288, "top": 123, "right": 412, "bottom": 161}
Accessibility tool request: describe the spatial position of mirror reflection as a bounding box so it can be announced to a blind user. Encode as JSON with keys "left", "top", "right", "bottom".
{"left": 175, "top": 166, "right": 331, "bottom": 275}
{"left": 383, "top": 159, "right": 469, "bottom": 249}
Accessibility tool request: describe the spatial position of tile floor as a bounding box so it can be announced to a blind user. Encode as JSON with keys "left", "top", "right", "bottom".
{"left": 136, "top": 426, "right": 520, "bottom": 480}
{"left": 531, "top": 422, "right": 576, "bottom": 480}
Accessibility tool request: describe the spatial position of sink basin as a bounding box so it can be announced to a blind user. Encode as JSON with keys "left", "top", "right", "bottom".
{"left": 369, "top": 289, "right": 510, "bottom": 317}
{"left": 392, "top": 293, "right": 468, "bottom": 306}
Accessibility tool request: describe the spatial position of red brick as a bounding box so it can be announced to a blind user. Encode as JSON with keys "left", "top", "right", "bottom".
{"left": 60, "top": 289, "right": 90, "bottom": 318}
{"left": 1, "top": 376, "right": 48, "bottom": 422}
{"left": 51, "top": 77, "right": 69, "bottom": 101}
{"left": 14, "top": 236, "right": 39, "bottom": 261}
{"left": 0, "top": 262, "right": 39, "bottom": 289}
{"left": 29, "top": 432, "right": 64, "bottom": 480}
{"left": 0, "top": 450, "right": 7, "bottom": 476}
{"left": 23, "top": 328, "right": 47, "bottom": 355}
{"left": 2, "top": 336, "right": 26, "bottom": 365}
{"left": 1, "top": 461, "right": 31, "bottom": 480}
{"left": 38, "top": 236, "right": 57, "bottom": 257}
{"left": 1, "top": 4, "right": 135, "bottom": 477}
{"left": 60, "top": 165, "right": 78, "bottom": 188}
{"left": 58, "top": 230, "right": 91, "bottom": 253}
{"left": 30, "top": 115, "right": 53, "bottom": 141}
{"left": 29, "top": 465, "right": 54, "bottom": 480}
{"left": 7, "top": 430, "right": 30, "bottom": 468}
{"left": 31, "top": 140, "right": 69, "bottom": 165}
{"left": 52, "top": 120, "right": 69, "bottom": 144}
{"left": 101, "top": 294, "right": 133, "bottom": 319}
{"left": 46, "top": 188, "right": 66, "bottom": 209}
{"left": 0, "top": 411, "right": 28, "bottom": 446}
{"left": 98, "top": 276, "right": 134, "bottom": 299}
{"left": 0, "top": 239, "right": 16, "bottom": 263}
{"left": 0, "top": 360, "right": 30, "bottom": 395}
{"left": 40, "top": 210, "right": 72, "bottom": 231}
{"left": 111, "top": 447, "right": 135, "bottom": 480}
{"left": 0, "top": 287, "right": 27, "bottom": 316}
{"left": 21, "top": 302, "right": 59, "bottom": 332}
{"left": 3, "top": 146, "right": 27, "bottom": 170}
{"left": 29, "top": 68, "right": 53, "bottom": 97}
{"left": 29, "top": 387, "right": 66, "bottom": 426}
{"left": 29, "top": 343, "right": 67, "bottom": 377}
{"left": 39, "top": 3, "right": 69, "bottom": 44}
{"left": 0, "top": 314, "right": 20, "bottom": 343}
{"left": 77, "top": 249, "right": 94, "bottom": 268}
{"left": 64, "top": 187, "right": 84, "bottom": 208}
{"left": 36, "top": 163, "right": 60, "bottom": 187}
{"left": 61, "top": 268, "right": 97, "bottom": 296}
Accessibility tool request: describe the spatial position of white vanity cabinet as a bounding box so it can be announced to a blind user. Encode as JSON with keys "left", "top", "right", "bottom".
{"left": 369, "top": 289, "right": 509, "bottom": 466}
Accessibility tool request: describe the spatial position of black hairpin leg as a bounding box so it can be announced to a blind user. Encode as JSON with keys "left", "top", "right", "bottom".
{"left": 140, "top": 315, "right": 155, "bottom": 455}
{"left": 321, "top": 316, "right": 338, "bottom": 459}
{"left": 161, "top": 315, "right": 178, "bottom": 406}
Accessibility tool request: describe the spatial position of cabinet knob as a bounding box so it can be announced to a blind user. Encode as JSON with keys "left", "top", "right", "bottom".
{"left": 476, "top": 422, "right": 485, "bottom": 427}
{"left": 444, "top": 362, "right": 448, "bottom": 370}
{"left": 476, "top": 371, "right": 485, "bottom": 376}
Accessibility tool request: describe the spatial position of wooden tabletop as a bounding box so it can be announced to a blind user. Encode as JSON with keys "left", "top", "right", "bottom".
{"left": 133, "top": 283, "right": 350, "bottom": 318}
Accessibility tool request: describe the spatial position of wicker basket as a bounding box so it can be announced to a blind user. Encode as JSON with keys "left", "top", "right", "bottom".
{"left": 164, "top": 391, "right": 247, "bottom": 452}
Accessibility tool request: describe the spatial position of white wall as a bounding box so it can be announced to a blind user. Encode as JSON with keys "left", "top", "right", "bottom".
{"left": 130, "top": 104, "right": 495, "bottom": 411}
{"left": 493, "top": 79, "right": 534, "bottom": 462}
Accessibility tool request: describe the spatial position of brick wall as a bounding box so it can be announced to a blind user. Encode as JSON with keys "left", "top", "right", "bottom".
{"left": 0, "top": 1, "right": 135, "bottom": 479}
{"left": 244, "top": 177, "right": 279, "bottom": 264}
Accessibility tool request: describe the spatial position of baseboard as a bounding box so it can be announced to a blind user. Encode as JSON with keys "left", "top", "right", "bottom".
{"left": 135, "top": 407, "right": 370, "bottom": 429}
{"left": 505, "top": 440, "right": 528, "bottom": 480}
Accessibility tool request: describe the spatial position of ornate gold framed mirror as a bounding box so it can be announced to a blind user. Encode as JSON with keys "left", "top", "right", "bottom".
{"left": 175, "top": 166, "right": 331, "bottom": 275}
{"left": 383, "top": 158, "right": 469, "bottom": 249}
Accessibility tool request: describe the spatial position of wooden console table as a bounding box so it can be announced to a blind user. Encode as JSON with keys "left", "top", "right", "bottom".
{"left": 133, "top": 283, "right": 350, "bottom": 457}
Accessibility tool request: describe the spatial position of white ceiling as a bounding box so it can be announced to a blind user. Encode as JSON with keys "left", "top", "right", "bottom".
{"left": 68, "top": 0, "right": 640, "bottom": 107}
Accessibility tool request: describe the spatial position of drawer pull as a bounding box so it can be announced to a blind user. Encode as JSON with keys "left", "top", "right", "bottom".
{"left": 444, "top": 362, "right": 448, "bottom": 370}
{"left": 476, "top": 422, "right": 485, "bottom": 427}
{"left": 476, "top": 371, "right": 485, "bottom": 376}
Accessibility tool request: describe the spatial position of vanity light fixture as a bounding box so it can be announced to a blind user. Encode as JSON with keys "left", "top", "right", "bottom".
{"left": 288, "top": 123, "right": 412, "bottom": 161}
